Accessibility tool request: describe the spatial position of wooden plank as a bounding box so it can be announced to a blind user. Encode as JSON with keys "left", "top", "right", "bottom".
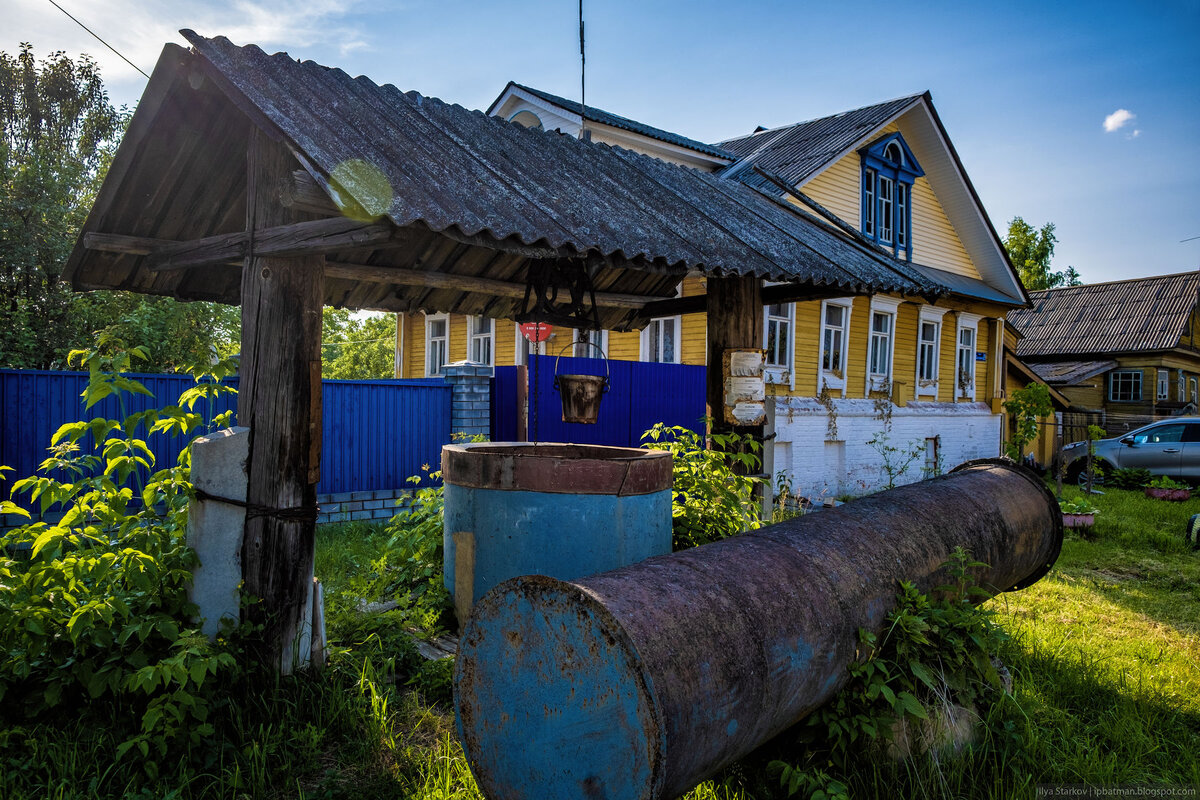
{"left": 325, "top": 260, "right": 651, "bottom": 309}
{"left": 706, "top": 275, "right": 764, "bottom": 447}
{"left": 239, "top": 128, "right": 325, "bottom": 674}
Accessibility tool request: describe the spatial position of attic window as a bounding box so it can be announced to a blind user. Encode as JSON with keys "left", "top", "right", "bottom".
{"left": 860, "top": 133, "right": 924, "bottom": 261}
{"left": 509, "top": 110, "right": 544, "bottom": 130}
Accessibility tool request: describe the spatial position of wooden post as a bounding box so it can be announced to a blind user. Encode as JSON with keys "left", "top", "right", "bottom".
{"left": 705, "top": 275, "right": 764, "bottom": 462}
{"left": 239, "top": 128, "right": 325, "bottom": 673}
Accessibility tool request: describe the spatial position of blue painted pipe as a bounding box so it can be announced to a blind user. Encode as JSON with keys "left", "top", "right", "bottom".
{"left": 455, "top": 459, "right": 1062, "bottom": 800}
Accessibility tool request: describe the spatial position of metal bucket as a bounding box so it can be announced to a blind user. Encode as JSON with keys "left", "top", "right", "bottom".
{"left": 553, "top": 341, "right": 609, "bottom": 424}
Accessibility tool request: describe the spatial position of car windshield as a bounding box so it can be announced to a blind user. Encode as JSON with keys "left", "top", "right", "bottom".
{"left": 1131, "top": 424, "right": 1186, "bottom": 444}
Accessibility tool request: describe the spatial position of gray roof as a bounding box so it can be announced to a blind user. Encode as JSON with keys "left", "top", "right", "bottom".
{"left": 500, "top": 83, "right": 736, "bottom": 161}
{"left": 908, "top": 263, "right": 1023, "bottom": 305}
{"left": 1009, "top": 273, "right": 1200, "bottom": 358}
{"left": 1028, "top": 360, "right": 1119, "bottom": 386}
{"left": 64, "top": 33, "right": 944, "bottom": 328}
{"left": 717, "top": 95, "right": 923, "bottom": 186}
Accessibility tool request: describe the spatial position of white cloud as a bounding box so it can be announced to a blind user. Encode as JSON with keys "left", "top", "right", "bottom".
{"left": 1103, "top": 108, "right": 1136, "bottom": 133}
{"left": 3, "top": 0, "right": 371, "bottom": 105}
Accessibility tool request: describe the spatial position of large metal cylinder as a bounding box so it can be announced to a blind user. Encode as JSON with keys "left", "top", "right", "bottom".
{"left": 455, "top": 460, "right": 1062, "bottom": 800}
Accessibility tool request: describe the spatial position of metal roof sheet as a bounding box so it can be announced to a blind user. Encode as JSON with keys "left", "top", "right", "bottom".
{"left": 63, "top": 33, "right": 943, "bottom": 326}
{"left": 508, "top": 83, "right": 736, "bottom": 161}
{"left": 908, "top": 263, "right": 1023, "bottom": 306}
{"left": 1028, "top": 360, "right": 1119, "bottom": 386}
{"left": 1009, "top": 273, "right": 1200, "bottom": 358}
{"left": 717, "top": 95, "right": 923, "bottom": 186}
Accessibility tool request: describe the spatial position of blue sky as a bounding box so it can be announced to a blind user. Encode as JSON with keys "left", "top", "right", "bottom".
{"left": 7, "top": 0, "right": 1199, "bottom": 284}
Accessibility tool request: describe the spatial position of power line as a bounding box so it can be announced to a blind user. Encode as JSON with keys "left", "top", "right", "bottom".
{"left": 321, "top": 337, "right": 394, "bottom": 347}
{"left": 44, "top": 0, "right": 150, "bottom": 80}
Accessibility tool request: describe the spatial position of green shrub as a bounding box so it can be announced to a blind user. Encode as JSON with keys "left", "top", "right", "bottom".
{"left": 0, "top": 336, "right": 239, "bottom": 776}
{"left": 1145, "top": 475, "right": 1188, "bottom": 490}
{"left": 1108, "top": 467, "right": 1151, "bottom": 490}
{"left": 642, "top": 423, "right": 764, "bottom": 550}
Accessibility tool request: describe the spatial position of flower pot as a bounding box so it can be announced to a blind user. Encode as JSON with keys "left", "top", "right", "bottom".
{"left": 1144, "top": 487, "right": 1191, "bottom": 502}
{"left": 1062, "top": 513, "right": 1095, "bottom": 528}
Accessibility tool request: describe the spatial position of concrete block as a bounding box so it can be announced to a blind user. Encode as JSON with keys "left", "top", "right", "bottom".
{"left": 350, "top": 491, "right": 374, "bottom": 501}
{"left": 187, "top": 427, "right": 249, "bottom": 639}
{"left": 372, "top": 508, "right": 394, "bottom": 519}
{"left": 363, "top": 499, "right": 385, "bottom": 510}
{"left": 341, "top": 501, "right": 363, "bottom": 512}
{"left": 350, "top": 510, "right": 374, "bottom": 521}
{"left": 327, "top": 491, "right": 355, "bottom": 503}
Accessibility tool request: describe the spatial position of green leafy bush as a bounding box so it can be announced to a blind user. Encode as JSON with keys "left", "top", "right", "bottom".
{"left": 1146, "top": 475, "right": 1188, "bottom": 491}
{"left": 1058, "top": 497, "right": 1099, "bottom": 515}
{"left": 0, "top": 337, "right": 239, "bottom": 775}
{"left": 642, "top": 423, "right": 764, "bottom": 550}
{"left": 1108, "top": 467, "right": 1152, "bottom": 490}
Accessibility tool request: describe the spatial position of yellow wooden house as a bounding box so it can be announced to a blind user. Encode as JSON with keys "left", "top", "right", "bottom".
{"left": 393, "top": 85, "right": 1031, "bottom": 495}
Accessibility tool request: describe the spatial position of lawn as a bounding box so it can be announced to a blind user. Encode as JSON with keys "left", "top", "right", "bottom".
{"left": 2, "top": 484, "right": 1198, "bottom": 799}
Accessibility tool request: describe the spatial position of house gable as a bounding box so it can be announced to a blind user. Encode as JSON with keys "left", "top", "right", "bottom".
{"left": 721, "top": 94, "right": 1027, "bottom": 308}
{"left": 487, "top": 83, "right": 733, "bottom": 172}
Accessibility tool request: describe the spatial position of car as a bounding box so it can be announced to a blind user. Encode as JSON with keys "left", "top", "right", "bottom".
{"left": 1061, "top": 417, "right": 1200, "bottom": 485}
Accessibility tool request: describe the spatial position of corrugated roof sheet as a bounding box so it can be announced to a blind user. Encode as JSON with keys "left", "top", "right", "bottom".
{"left": 1009, "top": 273, "right": 1200, "bottom": 358}
{"left": 716, "top": 95, "right": 922, "bottom": 186}
{"left": 63, "top": 33, "right": 944, "bottom": 326}
{"left": 1028, "top": 360, "right": 1119, "bottom": 386}
{"left": 510, "top": 83, "right": 735, "bottom": 161}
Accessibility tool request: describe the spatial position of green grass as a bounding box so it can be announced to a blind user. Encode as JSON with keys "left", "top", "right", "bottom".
{"left": 5, "top": 491, "right": 1199, "bottom": 799}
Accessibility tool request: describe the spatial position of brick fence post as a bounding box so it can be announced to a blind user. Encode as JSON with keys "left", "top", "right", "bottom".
{"left": 443, "top": 361, "right": 493, "bottom": 440}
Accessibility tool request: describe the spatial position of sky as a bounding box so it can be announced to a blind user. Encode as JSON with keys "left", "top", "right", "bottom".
{"left": 5, "top": 0, "right": 1200, "bottom": 285}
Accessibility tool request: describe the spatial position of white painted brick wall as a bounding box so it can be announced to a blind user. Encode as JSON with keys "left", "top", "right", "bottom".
{"left": 768, "top": 397, "right": 1000, "bottom": 500}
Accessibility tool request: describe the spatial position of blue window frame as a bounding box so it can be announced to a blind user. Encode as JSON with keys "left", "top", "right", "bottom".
{"left": 860, "top": 133, "right": 924, "bottom": 260}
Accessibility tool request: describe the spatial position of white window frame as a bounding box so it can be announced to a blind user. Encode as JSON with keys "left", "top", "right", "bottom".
{"left": 1109, "top": 370, "right": 1143, "bottom": 403}
{"left": 915, "top": 305, "right": 948, "bottom": 399}
{"left": 764, "top": 302, "right": 794, "bottom": 388}
{"left": 878, "top": 175, "right": 894, "bottom": 245}
{"left": 865, "top": 296, "right": 901, "bottom": 394}
{"left": 514, "top": 324, "right": 549, "bottom": 366}
{"left": 467, "top": 315, "right": 495, "bottom": 370}
{"left": 572, "top": 328, "right": 609, "bottom": 359}
{"left": 1190, "top": 376, "right": 1197, "bottom": 405}
{"left": 1157, "top": 369, "right": 1169, "bottom": 402}
{"left": 425, "top": 313, "right": 449, "bottom": 377}
{"left": 640, "top": 317, "right": 681, "bottom": 364}
{"left": 954, "top": 312, "right": 982, "bottom": 401}
{"left": 819, "top": 298, "right": 854, "bottom": 396}
{"left": 1179, "top": 370, "right": 1186, "bottom": 402}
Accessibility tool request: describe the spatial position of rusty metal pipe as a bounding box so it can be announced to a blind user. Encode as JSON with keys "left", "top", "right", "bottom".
{"left": 455, "top": 460, "right": 1062, "bottom": 800}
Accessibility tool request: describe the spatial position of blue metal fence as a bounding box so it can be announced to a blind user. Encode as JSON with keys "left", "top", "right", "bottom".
{"left": 496, "top": 355, "right": 706, "bottom": 447}
{"left": 0, "top": 370, "right": 451, "bottom": 510}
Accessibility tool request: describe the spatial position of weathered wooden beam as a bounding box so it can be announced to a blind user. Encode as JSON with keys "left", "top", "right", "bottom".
{"left": 239, "top": 128, "right": 324, "bottom": 675}
{"left": 636, "top": 281, "right": 863, "bottom": 321}
{"left": 706, "top": 275, "right": 764, "bottom": 444}
{"left": 83, "top": 218, "right": 402, "bottom": 271}
{"left": 324, "top": 260, "right": 653, "bottom": 309}
{"left": 281, "top": 169, "right": 340, "bottom": 216}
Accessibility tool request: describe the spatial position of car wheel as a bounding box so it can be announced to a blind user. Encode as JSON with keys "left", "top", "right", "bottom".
{"left": 1076, "top": 462, "right": 1109, "bottom": 488}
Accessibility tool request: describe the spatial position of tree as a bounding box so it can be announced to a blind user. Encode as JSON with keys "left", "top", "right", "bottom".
{"left": 0, "top": 45, "right": 241, "bottom": 371}
{"left": 1003, "top": 216, "right": 1081, "bottom": 291}
{"left": 321, "top": 308, "right": 396, "bottom": 379}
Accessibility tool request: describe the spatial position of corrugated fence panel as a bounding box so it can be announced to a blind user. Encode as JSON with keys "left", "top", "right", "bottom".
{"left": 318, "top": 379, "right": 450, "bottom": 493}
{"left": 491, "top": 366, "right": 521, "bottom": 442}
{"left": 521, "top": 356, "right": 706, "bottom": 448}
{"left": 0, "top": 371, "right": 451, "bottom": 512}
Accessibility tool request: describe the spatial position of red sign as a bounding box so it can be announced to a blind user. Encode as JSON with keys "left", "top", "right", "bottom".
{"left": 519, "top": 322, "right": 553, "bottom": 343}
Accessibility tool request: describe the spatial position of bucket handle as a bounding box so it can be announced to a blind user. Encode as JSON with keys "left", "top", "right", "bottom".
{"left": 552, "top": 340, "right": 610, "bottom": 393}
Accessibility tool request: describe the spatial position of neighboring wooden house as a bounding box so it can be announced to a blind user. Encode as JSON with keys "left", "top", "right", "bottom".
{"left": 1007, "top": 272, "right": 1200, "bottom": 437}
{"left": 394, "top": 86, "right": 1032, "bottom": 495}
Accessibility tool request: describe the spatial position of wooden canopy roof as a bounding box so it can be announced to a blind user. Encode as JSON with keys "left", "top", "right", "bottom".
{"left": 65, "top": 32, "right": 946, "bottom": 330}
